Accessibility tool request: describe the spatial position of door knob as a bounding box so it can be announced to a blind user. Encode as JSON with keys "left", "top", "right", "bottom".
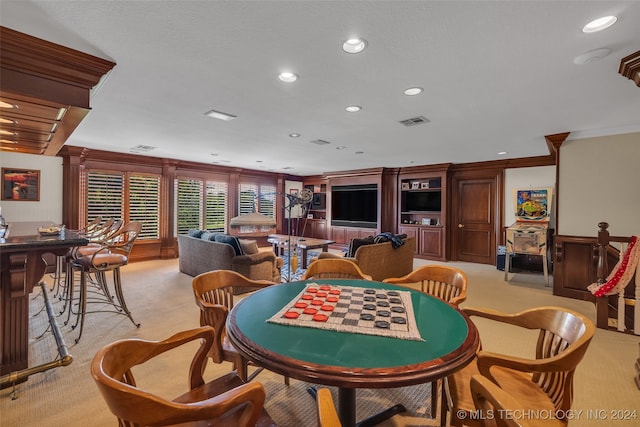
{"left": 458, "top": 224, "right": 464, "bottom": 228}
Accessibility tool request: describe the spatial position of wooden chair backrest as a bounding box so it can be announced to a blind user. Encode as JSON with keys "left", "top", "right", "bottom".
{"left": 316, "top": 388, "right": 342, "bottom": 427}
{"left": 192, "top": 270, "right": 276, "bottom": 363}
{"left": 302, "top": 258, "right": 373, "bottom": 280}
{"left": 384, "top": 265, "right": 468, "bottom": 307}
{"left": 466, "top": 306, "right": 596, "bottom": 414}
{"left": 470, "top": 375, "right": 533, "bottom": 427}
{"left": 90, "top": 326, "right": 266, "bottom": 427}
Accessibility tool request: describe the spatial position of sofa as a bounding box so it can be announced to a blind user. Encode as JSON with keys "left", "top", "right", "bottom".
{"left": 177, "top": 233, "right": 283, "bottom": 292}
{"left": 316, "top": 235, "right": 415, "bottom": 282}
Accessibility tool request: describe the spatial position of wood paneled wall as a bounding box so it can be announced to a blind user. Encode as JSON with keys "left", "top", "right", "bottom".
{"left": 58, "top": 146, "right": 296, "bottom": 261}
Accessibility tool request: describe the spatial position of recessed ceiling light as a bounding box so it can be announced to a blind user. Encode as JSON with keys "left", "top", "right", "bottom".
{"left": 0, "top": 117, "right": 17, "bottom": 124}
{"left": 336, "top": 146, "right": 347, "bottom": 150}
{"left": 289, "top": 133, "right": 301, "bottom": 138}
{"left": 355, "top": 151, "right": 364, "bottom": 155}
{"left": 497, "top": 151, "right": 508, "bottom": 155}
{"left": 342, "top": 38, "right": 367, "bottom": 54}
{"left": 404, "top": 87, "right": 423, "bottom": 96}
{"left": 204, "top": 109, "right": 237, "bottom": 121}
{"left": 345, "top": 105, "right": 362, "bottom": 112}
{"left": 583, "top": 16, "right": 617, "bottom": 33}
{"left": 0, "top": 101, "right": 18, "bottom": 109}
{"left": 256, "top": 160, "right": 263, "bottom": 163}
{"left": 278, "top": 72, "right": 298, "bottom": 82}
{"left": 0, "top": 139, "right": 17, "bottom": 144}
{"left": 0, "top": 130, "right": 17, "bottom": 135}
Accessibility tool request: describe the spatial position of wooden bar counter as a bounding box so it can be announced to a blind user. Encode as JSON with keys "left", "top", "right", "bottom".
{"left": 0, "top": 222, "right": 88, "bottom": 381}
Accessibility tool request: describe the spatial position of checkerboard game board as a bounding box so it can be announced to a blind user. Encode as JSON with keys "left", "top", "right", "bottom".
{"left": 267, "top": 283, "right": 424, "bottom": 341}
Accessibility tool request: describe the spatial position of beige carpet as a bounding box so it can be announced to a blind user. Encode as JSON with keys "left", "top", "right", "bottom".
{"left": 1, "top": 257, "right": 638, "bottom": 427}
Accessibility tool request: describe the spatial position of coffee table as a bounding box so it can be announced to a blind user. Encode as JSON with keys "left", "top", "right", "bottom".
{"left": 267, "top": 234, "right": 335, "bottom": 269}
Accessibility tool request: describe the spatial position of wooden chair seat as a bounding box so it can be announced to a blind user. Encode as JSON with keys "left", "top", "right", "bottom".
{"left": 172, "top": 371, "right": 276, "bottom": 427}
{"left": 449, "top": 362, "right": 558, "bottom": 420}
{"left": 470, "top": 375, "right": 565, "bottom": 427}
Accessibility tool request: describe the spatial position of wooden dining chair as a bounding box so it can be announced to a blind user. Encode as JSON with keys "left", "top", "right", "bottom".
{"left": 384, "top": 264, "right": 468, "bottom": 418}
{"left": 302, "top": 258, "right": 373, "bottom": 281}
{"left": 91, "top": 326, "right": 276, "bottom": 427}
{"left": 384, "top": 264, "right": 468, "bottom": 307}
{"left": 470, "top": 374, "right": 565, "bottom": 427}
{"left": 316, "top": 388, "right": 342, "bottom": 427}
{"left": 192, "top": 269, "right": 288, "bottom": 384}
{"left": 443, "top": 306, "right": 596, "bottom": 427}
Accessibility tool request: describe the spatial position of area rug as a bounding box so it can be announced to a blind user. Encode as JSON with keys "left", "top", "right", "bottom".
{"left": 258, "top": 371, "right": 435, "bottom": 426}
{"left": 279, "top": 250, "right": 319, "bottom": 282}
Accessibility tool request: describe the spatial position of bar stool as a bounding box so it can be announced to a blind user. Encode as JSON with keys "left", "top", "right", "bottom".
{"left": 50, "top": 216, "right": 103, "bottom": 298}
{"left": 59, "top": 219, "right": 124, "bottom": 320}
{"left": 68, "top": 221, "right": 142, "bottom": 343}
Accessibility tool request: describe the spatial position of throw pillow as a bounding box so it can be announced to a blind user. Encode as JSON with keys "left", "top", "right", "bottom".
{"left": 347, "top": 236, "right": 375, "bottom": 257}
{"left": 214, "top": 234, "right": 244, "bottom": 256}
{"left": 239, "top": 239, "right": 259, "bottom": 255}
{"left": 188, "top": 229, "right": 204, "bottom": 238}
{"left": 201, "top": 231, "right": 218, "bottom": 241}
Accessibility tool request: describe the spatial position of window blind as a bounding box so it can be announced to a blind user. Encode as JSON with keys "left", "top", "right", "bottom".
{"left": 129, "top": 175, "right": 160, "bottom": 239}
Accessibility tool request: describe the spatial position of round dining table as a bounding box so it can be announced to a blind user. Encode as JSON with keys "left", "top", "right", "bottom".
{"left": 226, "top": 279, "right": 479, "bottom": 427}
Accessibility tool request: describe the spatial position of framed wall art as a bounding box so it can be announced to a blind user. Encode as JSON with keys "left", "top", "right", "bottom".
{"left": 513, "top": 187, "right": 552, "bottom": 222}
{"left": 1, "top": 168, "right": 40, "bottom": 201}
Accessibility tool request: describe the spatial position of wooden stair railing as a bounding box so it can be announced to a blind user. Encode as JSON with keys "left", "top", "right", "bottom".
{"left": 591, "top": 222, "right": 639, "bottom": 335}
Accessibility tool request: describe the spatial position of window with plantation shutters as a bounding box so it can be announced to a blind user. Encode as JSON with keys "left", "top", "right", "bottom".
{"left": 176, "top": 178, "right": 228, "bottom": 235}
{"left": 87, "top": 172, "right": 124, "bottom": 222}
{"left": 259, "top": 184, "right": 276, "bottom": 218}
{"left": 238, "top": 183, "right": 276, "bottom": 219}
{"left": 86, "top": 171, "right": 161, "bottom": 240}
{"left": 205, "top": 181, "right": 227, "bottom": 232}
{"left": 176, "top": 179, "right": 203, "bottom": 235}
{"left": 239, "top": 183, "right": 258, "bottom": 215}
{"left": 129, "top": 175, "right": 160, "bottom": 239}
{"left": 86, "top": 171, "right": 160, "bottom": 240}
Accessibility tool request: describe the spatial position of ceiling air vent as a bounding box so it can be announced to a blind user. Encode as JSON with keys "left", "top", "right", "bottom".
{"left": 399, "top": 116, "right": 430, "bottom": 127}
{"left": 309, "top": 139, "right": 331, "bottom": 145}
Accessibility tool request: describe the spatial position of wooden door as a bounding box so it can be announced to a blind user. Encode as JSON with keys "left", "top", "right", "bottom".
{"left": 451, "top": 171, "right": 501, "bottom": 264}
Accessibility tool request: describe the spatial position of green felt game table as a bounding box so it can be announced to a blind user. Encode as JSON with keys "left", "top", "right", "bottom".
{"left": 226, "top": 279, "right": 479, "bottom": 427}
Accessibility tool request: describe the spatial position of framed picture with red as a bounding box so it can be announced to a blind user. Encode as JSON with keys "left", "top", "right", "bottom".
{"left": 1, "top": 168, "right": 40, "bottom": 201}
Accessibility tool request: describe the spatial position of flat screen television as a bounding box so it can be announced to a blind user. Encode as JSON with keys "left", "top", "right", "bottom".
{"left": 331, "top": 184, "right": 378, "bottom": 228}
{"left": 404, "top": 190, "right": 442, "bottom": 212}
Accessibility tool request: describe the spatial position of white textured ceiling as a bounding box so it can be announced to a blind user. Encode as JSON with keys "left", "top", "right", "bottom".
{"left": 1, "top": 1, "right": 639, "bottom": 176}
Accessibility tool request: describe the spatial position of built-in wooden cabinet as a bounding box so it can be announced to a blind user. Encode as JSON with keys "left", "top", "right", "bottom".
{"left": 330, "top": 226, "right": 378, "bottom": 245}
{"left": 301, "top": 218, "right": 327, "bottom": 240}
{"left": 300, "top": 179, "right": 328, "bottom": 239}
{"left": 397, "top": 165, "right": 449, "bottom": 261}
